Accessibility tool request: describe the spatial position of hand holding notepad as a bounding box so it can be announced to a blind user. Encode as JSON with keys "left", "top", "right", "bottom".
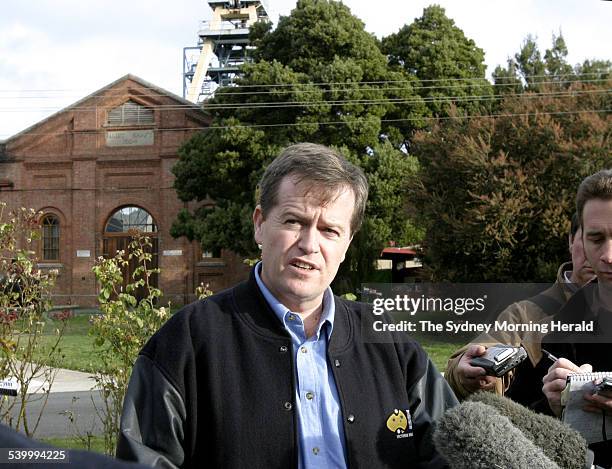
{"left": 561, "top": 371, "right": 612, "bottom": 444}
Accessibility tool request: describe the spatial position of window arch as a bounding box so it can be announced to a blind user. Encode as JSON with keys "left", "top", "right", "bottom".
{"left": 41, "top": 214, "right": 60, "bottom": 261}
{"left": 105, "top": 206, "right": 157, "bottom": 233}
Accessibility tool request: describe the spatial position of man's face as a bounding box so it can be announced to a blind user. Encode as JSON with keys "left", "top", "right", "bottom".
{"left": 253, "top": 176, "right": 354, "bottom": 312}
{"left": 569, "top": 227, "right": 595, "bottom": 286}
{"left": 582, "top": 198, "right": 612, "bottom": 286}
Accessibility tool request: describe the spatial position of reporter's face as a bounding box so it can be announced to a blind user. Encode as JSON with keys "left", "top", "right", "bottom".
{"left": 582, "top": 198, "right": 612, "bottom": 285}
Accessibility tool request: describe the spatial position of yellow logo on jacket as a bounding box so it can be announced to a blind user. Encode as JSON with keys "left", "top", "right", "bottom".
{"left": 386, "top": 409, "right": 413, "bottom": 438}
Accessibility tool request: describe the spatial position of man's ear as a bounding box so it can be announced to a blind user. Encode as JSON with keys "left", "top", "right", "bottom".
{"left": 253, "top": 205, "right": 264, "bottom": 244}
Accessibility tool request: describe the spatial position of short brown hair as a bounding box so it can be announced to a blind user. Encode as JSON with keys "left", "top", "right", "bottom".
{"left": 576, "top": 169, "right": 612, "bottom": 226}
{"left": 257, "top": 143, "right": 368, "bottom": 234}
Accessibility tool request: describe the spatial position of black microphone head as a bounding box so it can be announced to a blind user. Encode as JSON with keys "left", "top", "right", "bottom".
{"left": 433, "top": 401, "right": 559, "bottom": 469}
{"left": 469, "top": 391, "right": 587, "bottom": 469}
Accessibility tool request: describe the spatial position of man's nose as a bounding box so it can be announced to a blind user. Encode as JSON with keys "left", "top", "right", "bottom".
{"left": 298, "top": 225, "right": 320, "bottom": 254}
{"left": 602, "top": 240, "right": 612, "bottom": 264}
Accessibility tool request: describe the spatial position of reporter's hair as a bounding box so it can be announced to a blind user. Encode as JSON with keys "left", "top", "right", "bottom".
{"left": 576, "top": 169, "right": 612, "bottom": 226}
{"left": 257, "top": 143, "right": 368, "bottom": 234}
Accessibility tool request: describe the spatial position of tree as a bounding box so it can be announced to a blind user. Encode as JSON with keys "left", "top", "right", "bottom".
{"left": 493, "top": 33, "right": 576, "bottom": 94}
{"left": 574, "top": 59, "right": 612, "bottom": 82}
{"left": 411, "top": 79, "right": 612, "bottom": 282}
{"left": 172, "top": 0, "right": 426, "bottom": 291}
{"left": 381, "top": 5, "right": 491, "bottom": 117}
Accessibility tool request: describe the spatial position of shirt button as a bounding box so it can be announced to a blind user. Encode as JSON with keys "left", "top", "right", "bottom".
{"left": 288, "top": 314, "right": 296, "bottom": 321}
{"left": 347, "top": 414, "right": 355, "bottom": 423}
{"left": 284, "top": 401, "right": 292, "bottom": 411}
{"left": 306, "top": 392, "right": 314, "bottom": 400}
{"left": 334, "top": 359, "right": 341, "bottom": 367}
{"left": 300, "top": 347, "right": 308, "bottom": 354}
{"left": 312, "top": 447, "right": 320, "bottom": 455}
{"left": 279, "top": 346, "right": 288, "bottom": 353}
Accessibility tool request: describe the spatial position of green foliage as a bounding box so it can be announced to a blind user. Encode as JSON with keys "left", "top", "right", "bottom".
{"left": 574, "top": 59, "right": 612, "bottom": 81}
{"left": 254, "top": 0, "right": 387, "bottom": 77}
{"left": 173, "top": 0, "right": 425, "bottom": 292}
{"left": 0, "top": 203, "right": 66, "bottom": 437}
{"left": 492, "top": 32, "right": 602, "bottom": 95}
{"left": 412, "top": 80, "right": 612, "bottom": 282}
{"left": 90, "top": 234, "right": 170, "bottom": 455}
{"left": 381, "top": 5, "right": 491, "bottom": 116}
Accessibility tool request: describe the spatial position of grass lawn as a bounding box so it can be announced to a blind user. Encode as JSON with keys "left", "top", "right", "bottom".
{"left": 41, "top": 435, "right": 105, "bottom": 454}
{"left": 419, "top": 340, "right": 458, "bottom": 372}
{"left": 33, "top": 314, "right": 103, "bottom": 373}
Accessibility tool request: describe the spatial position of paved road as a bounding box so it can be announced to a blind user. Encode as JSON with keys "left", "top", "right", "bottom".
{"left": 13, "top": 390, "right": 105, "bottom": 438}
{"left": 5, "top": 367, "right": 105, "bottom": 438}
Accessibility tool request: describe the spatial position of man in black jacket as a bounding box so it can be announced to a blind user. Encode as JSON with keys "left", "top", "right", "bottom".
{"left": 517, "top": 169, "right": 612, "bottom": 467}
{"left": 116, "top": 143, "right": 457, "bottom": 469}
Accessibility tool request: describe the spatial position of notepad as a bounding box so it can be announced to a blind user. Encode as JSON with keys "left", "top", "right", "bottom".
{"left": 561, "top": 372, "right": 612, "bottom": 444}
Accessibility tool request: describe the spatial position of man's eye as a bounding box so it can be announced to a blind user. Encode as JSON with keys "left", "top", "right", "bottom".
{"left": 324, "top": 228, "right": 339, "bottom": 236}
{"left": 285, "top": 219, "right": 299, "bottom": 225}
{"left": 589, "top": 236, "right": 604, "bottom": 244}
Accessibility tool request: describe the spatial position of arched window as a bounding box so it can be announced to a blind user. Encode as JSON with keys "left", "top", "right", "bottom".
{"left": 105, "top": 206, "right": 157, "bottom": 233}
{"left": 41, "top": 214, "right": 60, "bottom": 261}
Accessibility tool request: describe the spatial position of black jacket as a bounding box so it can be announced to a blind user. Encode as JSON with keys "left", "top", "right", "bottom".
{"left": 510, "top": 282, "right": 612, "bottom": 468}
{"left": 116, "top": 270, "right": 457, "bottom": 468}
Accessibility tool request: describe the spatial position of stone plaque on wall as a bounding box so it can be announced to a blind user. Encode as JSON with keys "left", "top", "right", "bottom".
{"left": 106, "top": 130, "right": 154, "bottom": 147}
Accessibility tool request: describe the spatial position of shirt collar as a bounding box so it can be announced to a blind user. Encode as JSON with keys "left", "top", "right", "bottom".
{"left": 254, "top": 261, "right": 335, "bottom": 339}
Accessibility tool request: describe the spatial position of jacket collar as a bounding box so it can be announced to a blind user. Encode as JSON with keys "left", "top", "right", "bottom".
{"left": 232, "top": 268, "right": 352, "bottom": 351}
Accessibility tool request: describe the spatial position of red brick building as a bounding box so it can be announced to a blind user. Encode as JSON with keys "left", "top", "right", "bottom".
{"left": 0, "top": 75, "right": 249, "bottom": 307}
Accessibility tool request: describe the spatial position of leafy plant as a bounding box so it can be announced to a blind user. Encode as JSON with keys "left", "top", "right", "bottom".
{"left": 90, "top": 233, "right": 170, "bottom": 455}
{"left": 0, "top": 203, "right": 67, "bottom": 437}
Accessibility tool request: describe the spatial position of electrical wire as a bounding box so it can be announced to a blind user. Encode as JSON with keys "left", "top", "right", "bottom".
{"left": 1, "top": 108, "right": 609, "bottom": 139}
{"left": 0, "top": 88, "right": 608, "bottom": 113}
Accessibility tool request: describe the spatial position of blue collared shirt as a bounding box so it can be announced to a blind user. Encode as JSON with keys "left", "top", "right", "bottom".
{"left": 255, "top": 262, "right": 347, "bottom": 469}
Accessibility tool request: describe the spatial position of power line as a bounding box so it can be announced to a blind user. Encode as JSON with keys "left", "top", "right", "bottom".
{"left": 0, "top": 73, "right": 607, "bottom": 97}
{"left": 1, "top": 108, "right": 609, "bottom": 138}
{"left": 0, "top": 79, "right": 607, "bottom": 104}
{"left": 211, "top": 78, "right": 610, "bottom": 97}
{"left": 195, "top": 72, "right": 612, "bottom": 90}
{"left": 0, "top": 88, "right": 608, "bottom": 113}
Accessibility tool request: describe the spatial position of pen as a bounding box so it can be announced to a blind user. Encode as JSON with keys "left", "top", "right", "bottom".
{"left": 541, "top": 349, "right": 559, "bottom": 363}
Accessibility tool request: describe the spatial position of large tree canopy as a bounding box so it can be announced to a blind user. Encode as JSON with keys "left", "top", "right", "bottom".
{"left": 411, "top": 78, "right": 612, "bottom": 282}
{"left": 172, "top": 0, "right": 426, "bottom": 291}
{"left": 173, "top": 1, "right": 610, "bottom": 288}
{"left": 381, "top": 5, "right": 491, "bottom": 116}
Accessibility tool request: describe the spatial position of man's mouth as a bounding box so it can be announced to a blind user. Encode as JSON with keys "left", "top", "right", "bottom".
{"left": 291, "top": 261, "right": 315, "bottom": 271}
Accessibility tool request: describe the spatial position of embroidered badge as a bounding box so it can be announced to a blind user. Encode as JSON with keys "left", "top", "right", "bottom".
{"left": 386, "top": 409, "right": 413, "bottom": 438}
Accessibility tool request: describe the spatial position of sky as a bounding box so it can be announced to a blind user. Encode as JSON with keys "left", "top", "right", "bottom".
{"left": 0, "top": 0, "right": 610, "bottom": 140}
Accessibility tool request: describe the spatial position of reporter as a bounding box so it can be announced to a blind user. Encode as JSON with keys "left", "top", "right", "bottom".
{"left": 445, "top": 215, "right": 591, "bottom": 401}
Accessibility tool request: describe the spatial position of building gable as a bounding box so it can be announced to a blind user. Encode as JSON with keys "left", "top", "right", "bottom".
{"left": 4, "top": 74, "right": 210, "bottom": 161}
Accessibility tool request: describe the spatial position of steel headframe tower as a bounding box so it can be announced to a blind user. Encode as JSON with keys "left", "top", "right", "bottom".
{"left": 183, "top": 0, "right": 269, "bottom": 103}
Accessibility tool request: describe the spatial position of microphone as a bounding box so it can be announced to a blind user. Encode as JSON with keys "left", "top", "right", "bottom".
{"left": 468, "top": 391, "right": 588, "bottom": 469}
{"left": 433, "top": 401, "right": 560, "bottom": 469}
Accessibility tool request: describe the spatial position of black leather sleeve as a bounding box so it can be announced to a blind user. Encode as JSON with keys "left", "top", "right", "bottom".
{"left": 117, "top": 355, "right": 187, "bottom": 469}
{"left": 409, "top": 358, "right": 458, "bottom": 468}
